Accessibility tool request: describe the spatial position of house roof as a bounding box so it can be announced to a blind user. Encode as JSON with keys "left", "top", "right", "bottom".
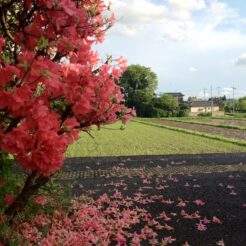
{"left": 165, "top": 93, "right": 184, "bottom": 97}
{"left": 190, "top": 101, "right": 219, "bottom": 107}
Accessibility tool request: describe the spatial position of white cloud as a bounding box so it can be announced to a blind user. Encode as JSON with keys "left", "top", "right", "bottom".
{"left": 98, "top": 1, "right": 246, "bottom": 97}
{"left": 198, "top": 90, "right": 209, "bottom": 98}
{"left": 110, "top": 0, "right": 206, "bottom": 39}
{"left": 222, "top": 87, "right": 233, "bottom": 96}
{"left": 203, "top": 1, "right": 238, "bottom": 31}
{"left": 168, "top": 0, "right": 206, "bottom": 12}
{"left": 189, "top": 67, "right": 198, "bottom": 72}
{"left": 112, "top": 0, "right": 168, "bottom": 25}
{"left": 108, "top": 0, "right": 246, "bottom": 50}
{"left": 233, "top": 53, "right": 246, "bottom": 66}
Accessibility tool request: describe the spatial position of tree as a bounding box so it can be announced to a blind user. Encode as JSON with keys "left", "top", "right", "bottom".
{"left": 0, "top": 0, "right": 134, "bottom": 217}
{"left": 208, "top": 96, "right": 226, "bottom": 111}
{"left": 238, "top": 97, "right": 246, "bottom": 112}
{"left": 152, "top": 94, "right": 179, "bottom": 117}
{"left": 177, "top": 103, "right": 189, "bottom": 117}
{"left": 118, "top": 64, "right": 158, "bottom": 117}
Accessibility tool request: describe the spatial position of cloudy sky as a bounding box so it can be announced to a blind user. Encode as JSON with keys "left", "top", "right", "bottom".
{"left": 97, "top": 0, "right": 246, "bottom": 99}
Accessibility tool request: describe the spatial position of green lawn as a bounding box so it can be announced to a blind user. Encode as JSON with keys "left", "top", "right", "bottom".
{"left": 66, "top": 121, "right": 246, "bottom": 157}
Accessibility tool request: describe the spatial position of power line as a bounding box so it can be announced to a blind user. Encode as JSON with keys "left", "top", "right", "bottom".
{"left": 203, "top": 88, "right": 207, "bottom": 99}
{"left": 232, "top": 86, "right": 236, "bottom": 113}
{"left": 211, "top": 85, "right": 213, "bottom": 115}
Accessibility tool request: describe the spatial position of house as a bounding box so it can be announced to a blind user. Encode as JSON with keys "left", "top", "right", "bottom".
{"left": 189, "top": 101, "right": 224, "bottom": 116}
{"left": 165, "top": 93, "right": 184, "bottom": 103}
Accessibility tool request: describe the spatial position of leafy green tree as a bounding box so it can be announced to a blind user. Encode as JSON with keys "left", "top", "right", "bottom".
{"left": 238, "top": 97, "right": 246, "bottom": 112}
{"left": 177, "top": 103, "right": 189, "bottom": 117}
{"left": 224, "top": 100, "right": 239, "bottom": 113}
{"left": 208, "top": 96, "right": 226, "bottom": 111}
{"left": 119, "top": 65, "right": 158, "bottom": 116}
{"left": 153, "top": 94, "right": 179, "bottom": 117}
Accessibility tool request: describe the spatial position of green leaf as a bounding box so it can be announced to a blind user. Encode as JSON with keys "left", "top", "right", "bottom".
{"left": 38, "top": 36, "right": 49, "bottom": 50}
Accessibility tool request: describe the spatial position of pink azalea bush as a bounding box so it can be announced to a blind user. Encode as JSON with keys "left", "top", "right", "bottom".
{"left": 0, "top": 0, "right": 134, "bottom": 217}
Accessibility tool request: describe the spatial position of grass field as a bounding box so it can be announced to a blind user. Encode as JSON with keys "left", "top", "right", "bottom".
{"left": 66, "top": 121, "right": 246, "bottom": 157}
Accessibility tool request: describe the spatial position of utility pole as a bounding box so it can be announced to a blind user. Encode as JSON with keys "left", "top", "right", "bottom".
{"left": 211, "top": 85, "right": 213, "bottom": 115}
{"left": 203, "top": 88, "right": 207, "bottom": 99}
{"left": 232, "top": 86, "right": 236, "bottom": 113}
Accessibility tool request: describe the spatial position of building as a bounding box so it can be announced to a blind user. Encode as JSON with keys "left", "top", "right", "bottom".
{"left": 189, "top": 101, "right": 224, "bottom": 116}
{"left": 165, "top": 93, "right": 184, "bottom": 103}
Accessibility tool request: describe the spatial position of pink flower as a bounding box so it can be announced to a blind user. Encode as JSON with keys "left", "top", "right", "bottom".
{"left": 34, "top": 195, "right": 47, "bottom": 206}
{"left": 212, "top": 216, "right": 222, "bottom": 224}
{"left": 177, "top": 201, "right": 186, "bottom": 207}
{"left": 193, "top": 199, "right": 205, "bottom": 206}
{"left": 117, "top": 233, "right": 126, "bottom": 245}
{"left": 159, "top": 211, "right": 171, "bottom": 221}
{"left": 0, "top": 37, "right": 5, "bottom": 53}
{"left": 164, "top": 223, "right": 174, "bottom": 231}
{"left": 4, "top": 194, "right": 15, "bottom": 206}
{"left": 0, "top": 37, "right": 5, "bottom": 46}
{"left": 131, "top": 233, "right": 141, "bottom": 246}
{"left": 201, "top": 216, "right": 210, "bottom": 224}
{"left": 197, "top": 221, "right": 207, "bottom": 231}
{"left": 32, "top": 214, "right": 50, "bottom": 226}
{"left": 163, "top": 236, "right": 176, "bottom": 243}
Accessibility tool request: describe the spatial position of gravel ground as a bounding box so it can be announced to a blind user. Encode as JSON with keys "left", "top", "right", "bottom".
{"left": 58, "top": 154, "right": 246, "bottom": 246}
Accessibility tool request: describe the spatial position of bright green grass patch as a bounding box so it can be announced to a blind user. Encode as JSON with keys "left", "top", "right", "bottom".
{"left": 66, "top": 121, "right": 246, "bottom": 157}
{"left": 136, "top": 119, "right": 246, "bottom": 146}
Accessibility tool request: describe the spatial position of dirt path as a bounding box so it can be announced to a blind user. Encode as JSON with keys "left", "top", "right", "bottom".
{"left": 188, "top": 118, "right": 246, "bottom": 127}
{"left": 148, "top": 119, "right": 246, "bottom": 141}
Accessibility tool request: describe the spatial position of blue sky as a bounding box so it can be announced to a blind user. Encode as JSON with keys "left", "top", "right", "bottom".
{"left": 97, "top": 0, "right": 246, "bottom": 99}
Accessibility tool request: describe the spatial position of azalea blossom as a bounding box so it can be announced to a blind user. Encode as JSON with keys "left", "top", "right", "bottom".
{"left": 34, "top": 196, "right": 48, "bottom": 206}
{"left": 212, "top": 216, "right": 222, "bottom": 224}
{"left": 196, "top": 221, "right": 207, "bottom": 231}
{"left": 193, "top": 199, "right": 205, "bottom": 206}
{"left": 4, "top": 194, "right": 15, "bottom": 206}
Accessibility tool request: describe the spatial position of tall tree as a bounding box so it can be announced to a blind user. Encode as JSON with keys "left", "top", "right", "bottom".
{"left": 118, "top": 64, "right": 158, "bottom": 116}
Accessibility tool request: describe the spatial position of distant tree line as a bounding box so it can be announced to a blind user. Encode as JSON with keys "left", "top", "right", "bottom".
{"left": 207, "top": 96, "right": 246, "bottom": 113}
{"left": 118, "top": 64, "right": 189, "bottom": 117}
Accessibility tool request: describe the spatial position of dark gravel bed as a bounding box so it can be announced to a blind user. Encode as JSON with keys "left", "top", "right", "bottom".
{"left": 68, "top": 171, "right": 246, "bottom": 246}
{"left": 59, "top": 154, "right": 246, "bottom": 246}
{"left": 63, "top": 153, "right": 246, "bottom": 171}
